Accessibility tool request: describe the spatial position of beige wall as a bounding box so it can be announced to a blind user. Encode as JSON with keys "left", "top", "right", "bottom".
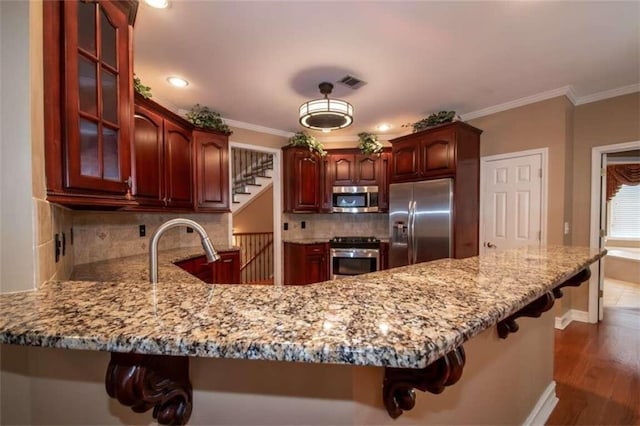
{"left": 230, "top": 127, "right": 288, "bottom": 150}
{"left": 570, "top": 93, "right": 640, "bottom": 310}
{"left": 571, "top": 93, "right": 640, "bottom": 246}
{"left": 468, "top": 97, "right": 573, "bottom": 247}
{"left": 233, "top": 186, "right": 274, "bottom": 234}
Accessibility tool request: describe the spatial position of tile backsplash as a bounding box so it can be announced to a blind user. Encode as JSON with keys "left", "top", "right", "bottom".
{"left": 73, "top": 212, "right": 230, "bottom": 265}
{"left": 282, "top": 213, "right": 388, "bottom": 241}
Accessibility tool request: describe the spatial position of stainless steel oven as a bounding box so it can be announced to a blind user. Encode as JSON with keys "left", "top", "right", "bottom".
{"left": 329, "top": 236, "right": 380, "bottom": 280}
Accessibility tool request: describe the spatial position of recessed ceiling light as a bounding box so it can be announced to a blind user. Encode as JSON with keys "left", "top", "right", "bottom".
{"left": 377, "top": 123, "right": 391, "bottom": 132}
{"left": 322, "top": 129, "right": 331, "bottom": 133}
{"left": 167, "top": 76, "right": 188, "bottom": 88}
{"left": 145, "top": 0, "right": 169, "bottom": 8}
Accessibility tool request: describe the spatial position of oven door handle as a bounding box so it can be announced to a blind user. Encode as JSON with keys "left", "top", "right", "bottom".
{"left": 330, "top": 248, "right": 380, "bottom": 258}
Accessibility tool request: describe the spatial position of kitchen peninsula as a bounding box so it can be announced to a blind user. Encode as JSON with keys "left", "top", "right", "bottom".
{"left": 0, "top": 246, "right": 603, "bottom": 425}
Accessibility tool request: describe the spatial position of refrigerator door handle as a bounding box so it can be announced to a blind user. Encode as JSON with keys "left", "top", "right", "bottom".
{"left": 406, "top": 200, "right": 413, "bottom": 265}
{"left": 410, "top": 200, "right": 418, "bottom": 264}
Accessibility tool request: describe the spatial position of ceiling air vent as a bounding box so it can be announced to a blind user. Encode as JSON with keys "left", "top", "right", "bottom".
{"left": 337, "top": 75, "right": 366, "bottom": 90}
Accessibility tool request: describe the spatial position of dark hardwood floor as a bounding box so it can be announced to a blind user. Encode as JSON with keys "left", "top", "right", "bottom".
{"left": 548, "top": 306, "right": 640, "bottom": 425}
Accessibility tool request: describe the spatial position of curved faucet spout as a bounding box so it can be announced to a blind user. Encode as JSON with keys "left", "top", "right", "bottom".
{"left": 149, "top": 218, "right": 220, "bottom": 283}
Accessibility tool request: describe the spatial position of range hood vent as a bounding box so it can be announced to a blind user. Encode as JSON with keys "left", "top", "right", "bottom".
{"left": 337, "top": 75, "right": 366, "bottom": 90}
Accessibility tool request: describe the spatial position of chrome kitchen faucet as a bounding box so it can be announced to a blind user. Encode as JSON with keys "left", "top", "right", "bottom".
{"left": 149, "top": 218, "right": 220, "bottom": 283}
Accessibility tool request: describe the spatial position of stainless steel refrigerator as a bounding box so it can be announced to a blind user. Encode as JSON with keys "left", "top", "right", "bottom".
{"left": 388, "top": 178, "right": 453, "bottom": 268}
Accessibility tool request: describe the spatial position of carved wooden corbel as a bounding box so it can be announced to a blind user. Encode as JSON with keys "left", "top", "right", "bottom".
{"left": 105, "top": 353, "right": 192, "bottom": 425}
{"left": 553, "top": 267, "right": 591, "bottom": 299}
{"left": 497, "top": 291, "right": 555, "bottom": 338}
{"left": 383, "top": 346, "right": 466, "bottom": 419}
{"left": 497, "top": 267, "right": 591, "bottom": 339}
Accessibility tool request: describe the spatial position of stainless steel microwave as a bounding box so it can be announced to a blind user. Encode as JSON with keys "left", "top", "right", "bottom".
{"left": 332, "top": 186, "right": 379, "bottom": 213}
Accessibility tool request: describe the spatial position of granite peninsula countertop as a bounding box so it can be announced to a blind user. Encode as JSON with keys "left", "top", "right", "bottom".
{"left": 72, "top": 246, "right": 240, "bottom": 283}
{"left": 0, "top": 246, "right": 603, "bottom": 369}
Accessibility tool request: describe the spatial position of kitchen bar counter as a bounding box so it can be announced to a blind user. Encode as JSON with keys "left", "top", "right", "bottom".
{"left": 0, "top": 246, "right": 603, "bottom": 369}
{"left": 71, "top": 246, "right": 240, "bottom": 283}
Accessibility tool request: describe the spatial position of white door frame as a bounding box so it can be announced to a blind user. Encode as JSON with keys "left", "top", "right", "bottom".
{"left": 228, "top": 141, "right": 282, "bottom": 286}
{"left": 479, "top": 147, "right": 549, "bottom": 252}
{"left": 588, "top": 140, "right": 640, "bottom": 322}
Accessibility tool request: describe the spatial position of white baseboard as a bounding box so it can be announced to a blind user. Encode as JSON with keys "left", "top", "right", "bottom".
{"left": 555, "top": 309, "right": 590, "bottom": 330}
{"left": 522, "top": 381, "right": 559, "bottom": 426}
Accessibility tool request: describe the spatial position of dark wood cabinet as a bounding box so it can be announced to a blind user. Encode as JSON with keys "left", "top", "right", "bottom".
{"left": 193, "top": 130, "right": 230, "bottom": 212}
{"left": 175, "top": 250, "right": 240, "bottom": 284}
{"left": 380, "top": 242, "right": 389, "bottom": 270}
{"left": 282, "top": 147, "right": 322, "bottom": 213}
{"left": 390, "top": 122, "right": 479, "bottom": 183}
{"left": 390, "top": 121, "right": 482, "bottom": 259}
{"left": 283, "top": 242, "right": 329, "bottom": 285}
{"left": 163, "top": 120, "right": 193, "bottom": 209}
{"left": 132, "top": 97, "right": 192, "bottom": 209}
{"left": 324, "top": 148, "right": 391, "bottom": 212}
{"left": 212, "top": 250, "right": 241, "bottom": 284}
{"left": 44, "top": 0, "right": 138, "bottom": 207}
{"left": 327, "top": 150, "right": 387, "bottom": 187}
{"left": 132, "top": 103, "right": 164, "bottom": 206}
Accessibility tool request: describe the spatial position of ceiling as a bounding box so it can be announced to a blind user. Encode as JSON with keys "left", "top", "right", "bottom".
{"left": 133, "top": 1, "right": 639, "bottom": 139}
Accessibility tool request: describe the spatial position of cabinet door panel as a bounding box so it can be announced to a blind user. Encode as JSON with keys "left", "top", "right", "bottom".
{"left": 356, "top": 155, "right": 378, "bottom": 185}
{"left": 305, "top": 254, "right": 325, "bottom": 284}
{"left": 391, "top": 140, "right": 421, "bottom": 182}
{"left": 62, "top": 1, "right": 131, "bottom": 194}
{"left": 194, "top": 131, "right": 229, "bottom": 211}
{"left": 289, "top": 150, "right": 321, "bottom": 211}
{"left": 330, "top": 154, "right": 355, "bottom": 186}
{"left": 164, "top": 120, "right": 192, "bottom": 208}
{"left": 133, "top": 105, "right": 164, "bottom": 205}
{"left": 422, "top": 139, "right": 454, "bottom": 176}
{"left": 213, "top": 251, "right": 240, "bottom": 284}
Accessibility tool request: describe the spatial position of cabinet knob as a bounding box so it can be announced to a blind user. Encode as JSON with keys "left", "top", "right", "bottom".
{"left": 124, "top": 176, "right": 132, "bottom": 189}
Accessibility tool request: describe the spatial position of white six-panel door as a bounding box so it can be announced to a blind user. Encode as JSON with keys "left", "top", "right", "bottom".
{"left": 481, "top": 152, "right": 544, "bottom": 254}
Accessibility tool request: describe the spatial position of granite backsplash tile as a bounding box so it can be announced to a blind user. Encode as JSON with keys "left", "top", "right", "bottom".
{"left": 73, "top": 212, "right": 230, "bottom": 265}
{"left": 282, "top": 213, "right": 388, "bottom": 241}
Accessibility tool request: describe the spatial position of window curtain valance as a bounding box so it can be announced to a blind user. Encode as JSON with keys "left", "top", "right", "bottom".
{"left": 607, "top": 164, "right": 640, "bottom": 201}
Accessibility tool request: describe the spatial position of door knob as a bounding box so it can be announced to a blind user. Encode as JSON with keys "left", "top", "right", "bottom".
{"left": 486, "top": 242, "right": 496, "bottom": 248}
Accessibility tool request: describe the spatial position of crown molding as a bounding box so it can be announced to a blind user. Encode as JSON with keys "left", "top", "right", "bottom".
{"left": 460, "top": 86, "right": 576, "bottom": 121}
{"left": 460, "top": 83, "right": 639, "bottom": 121}
{"left": 574, "top": 83, "right": 640, "bottom": 105}
{"left": 224, "top": 119, "right": 294, "bottom": 138}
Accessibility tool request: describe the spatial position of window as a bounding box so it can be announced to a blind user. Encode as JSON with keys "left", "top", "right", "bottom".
{"left": 608, "top": 184, "right": 640, "bottom": 239}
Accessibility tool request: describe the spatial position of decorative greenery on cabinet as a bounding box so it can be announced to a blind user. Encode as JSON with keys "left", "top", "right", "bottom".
{"left": 186, "top": 104, "right": 231, "bottom": 134}
{"left": 288, "top": 131, "right": 327, "bottom": 157}
{"left": 357, "top": 132, "right": 383, "bottom": 155}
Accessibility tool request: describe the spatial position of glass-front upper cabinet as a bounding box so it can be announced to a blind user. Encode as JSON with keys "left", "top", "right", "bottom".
{"left": 63, "top": 0, "right": 134, "bottom": 193}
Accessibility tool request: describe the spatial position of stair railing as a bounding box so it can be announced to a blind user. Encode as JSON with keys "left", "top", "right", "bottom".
{"left": 231, "top": 148, "right": 274, "bottom": 198}
{"left": 232, "top": 232, "right": 274, "bottom": 284}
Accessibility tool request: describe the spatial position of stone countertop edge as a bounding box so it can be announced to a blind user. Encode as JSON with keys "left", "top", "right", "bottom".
{"left": 0, "top": 246, "right": 604, "bottom": 369}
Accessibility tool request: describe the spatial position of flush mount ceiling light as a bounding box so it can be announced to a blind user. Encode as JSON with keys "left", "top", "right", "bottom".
{"left": 376, "top": 123, "right": 392, "bottom": 132}
{"left": 299, "top": 82, "right": 353, "bottom": 131}
{"left": 167, "top": 76, "right": 188, "bottom": 87}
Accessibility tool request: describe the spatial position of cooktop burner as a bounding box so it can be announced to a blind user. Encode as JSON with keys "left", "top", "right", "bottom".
{"left": 329, "top": 236, "right": 380, "bottom": 248}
